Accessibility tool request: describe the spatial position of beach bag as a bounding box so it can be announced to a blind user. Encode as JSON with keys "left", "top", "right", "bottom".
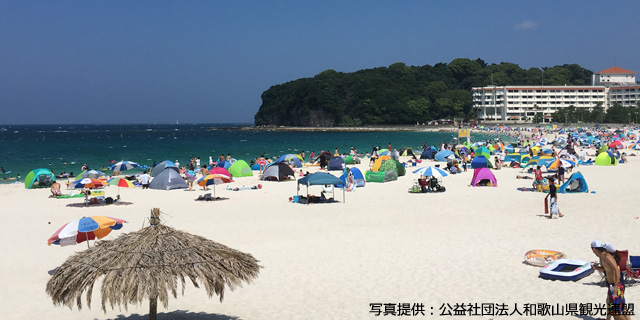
{"left": 105, "top": 197, "right": 114, "bottom": 204}
{"left": 550, "top": 200, "right": 559, "bottom": 216}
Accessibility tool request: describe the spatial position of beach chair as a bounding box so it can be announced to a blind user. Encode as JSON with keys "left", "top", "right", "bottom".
{"left": 598, "top": 250, "right": 629, "bottom": 284}
{"left": 625, "top": 255, "right": 640, "bottom": 284}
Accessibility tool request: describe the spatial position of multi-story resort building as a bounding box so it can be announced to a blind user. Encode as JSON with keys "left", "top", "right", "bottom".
{"left": 473, "top": 67, "right": 640, "bottom": 122}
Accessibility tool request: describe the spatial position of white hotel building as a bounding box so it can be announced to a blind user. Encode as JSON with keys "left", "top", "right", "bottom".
{"left": 473, "top": 67, "right": 640, "bottom": 122}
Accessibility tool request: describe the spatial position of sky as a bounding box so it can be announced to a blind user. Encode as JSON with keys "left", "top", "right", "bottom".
{"left": 1, "top": 0, "right": 639, "bottom": 125}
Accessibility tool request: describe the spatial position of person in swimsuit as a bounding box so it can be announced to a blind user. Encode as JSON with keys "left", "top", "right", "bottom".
{"left": 50, "top": 182, "right": 62, "bottom": 196}
{"left": 258, "top": 154, "right": 267, "bottom": 173}
{"left": 591, "top": 241, "right": 630, "bottom": 320}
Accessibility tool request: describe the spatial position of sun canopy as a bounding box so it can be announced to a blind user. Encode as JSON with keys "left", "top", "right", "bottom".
{"left": 298, "top": 172, "right": 343, "bottom": 186}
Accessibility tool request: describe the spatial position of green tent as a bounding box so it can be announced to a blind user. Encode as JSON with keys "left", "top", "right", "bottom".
{"left": 379, "top": 159, "right": 405, "bottom": 176}
{"left": 25, "top": 168, "right": 56, "bottom": 189}
{"left": 475, "top": 146, "right": 491, "bottom": 159}
{"left": 228, "top": 160, "right": 253, "bottom": 177}
{"left": 595, "top": 152, "right": 617, "bottom": 166}
{"left": 598, "top": 145, "right": 608, "bottom": 155}
{"left": 344, "top": 155, "right": 355, "bottom": 164}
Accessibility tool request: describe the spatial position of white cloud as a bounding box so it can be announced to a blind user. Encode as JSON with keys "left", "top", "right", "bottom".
{"left": 514, "top": 20, "right": 538, "bottom": 30}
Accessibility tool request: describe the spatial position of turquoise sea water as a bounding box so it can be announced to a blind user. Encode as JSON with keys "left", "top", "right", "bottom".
{"left": 0, "top": 124, "right": 508, "bottom": 183}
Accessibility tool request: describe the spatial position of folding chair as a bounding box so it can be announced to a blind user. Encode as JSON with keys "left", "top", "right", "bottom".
{"left": 626, "top": 255, "right": 640, "bottom": 284}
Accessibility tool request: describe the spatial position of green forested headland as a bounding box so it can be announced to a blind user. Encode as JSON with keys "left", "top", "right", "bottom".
{"left": 253, "top": 58, "right": 593, "bottom": 126}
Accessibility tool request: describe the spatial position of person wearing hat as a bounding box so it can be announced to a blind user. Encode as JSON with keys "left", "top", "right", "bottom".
{"left": 591, "top": 240, "right": 630, "bottom": 320}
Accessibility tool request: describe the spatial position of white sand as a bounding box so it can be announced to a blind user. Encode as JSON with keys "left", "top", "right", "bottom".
{"left": 0, "top": 148, "right": 637, "bottom": 319}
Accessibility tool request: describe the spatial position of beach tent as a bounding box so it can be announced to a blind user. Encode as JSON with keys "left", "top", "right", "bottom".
{"left": 149, "top": 168, "right": 188, "bottom": 190}
{"left": 152, "top": 160, "right": 178, "bottom": 177}
{"left": 297, "top": 172, "right": 345, "bottom": 203}
{"left": 420, "top": 147, "right": 437, "bottom": 160}
{"left": 262, "top": 162, "right": 295, "bottom": 181}
{"left": 337, "top": 167, "right": 365, "bottom": 188}
{"left": 371, "top": 155, "right": 390, "bottom": 172}
{"left": 25, "top": 168, "right": 56, "bottom": 189}
{"left": 558, "top": 172, "right": 589, "bottom": 193}
{"left": 216, "top": 160, "right": 232, "bottom": 169}
{"left": 471, "top": 156, "right": 490, "bottom": 169}
{"left": 435, "top": 150, "right": 454, "bottom": 162}
{"left": 522, "top": 156, "right": 554, "bottom": 170}
{"left": 504, "top": 153, "right": 529, "bottom": 163}
{"left": 470, "top": 168, "right": 497, "bottom": 187}
{"left": 250, "top": 163, "right": 260, "bottom": 171}
{"left": 328, "top": 157, "right": 345, "bottom": 171}
{"left": 276, "top": 154, "right": 303, "bottom": 168}
{"left": 365, "top": 170, "right": 398, "bottom": 183}
{"left": 344, "top": 155, "right": 354, "bottom": 164}
{"left": 475, "top": 146, "right": 491, "bottom": 159}
{"left": 228, "top": 160, "right": 253, "bottom": 177}
{"left": 595, "top": 152, "right": 617, "bottom": 166}
{"left": 379, "top": 159, "right": 405, "bottom": 176}
{"left": 401, "top": 148, "right": 415, "bottom": 156}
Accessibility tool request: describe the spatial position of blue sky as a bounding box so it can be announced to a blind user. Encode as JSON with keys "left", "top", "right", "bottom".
{"left": 1, "top": 1, "right": 639, "bottom": 124}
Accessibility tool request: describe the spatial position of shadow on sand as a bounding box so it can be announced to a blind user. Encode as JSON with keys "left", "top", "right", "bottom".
{"left": 104, "top": 310, "right": 239, "bottom": 320}
{"left": 66, "top": 201, "right": 134, "bottom": 208}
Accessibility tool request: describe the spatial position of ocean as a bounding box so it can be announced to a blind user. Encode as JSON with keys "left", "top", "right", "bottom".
{"left": 0, "top": 124, "right": 509, "bottom": 182}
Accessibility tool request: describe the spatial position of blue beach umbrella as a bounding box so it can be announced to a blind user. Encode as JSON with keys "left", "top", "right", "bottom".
{"left": 413, "top": 166, "right": 449, "bottom": 178}
{"left": 81, "top": 170, "right": 105, "bottom": 179}
{"left": 111, "top": 161, "right": 139, "bottom": 172}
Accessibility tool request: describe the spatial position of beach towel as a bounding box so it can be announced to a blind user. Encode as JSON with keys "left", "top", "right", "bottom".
{"left": 544, "top": 197, "right": 549, "bottom": 214}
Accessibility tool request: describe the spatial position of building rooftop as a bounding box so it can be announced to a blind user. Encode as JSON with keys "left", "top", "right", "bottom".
{"left": 596, "top": 66, "right": 636, "bottom": 74}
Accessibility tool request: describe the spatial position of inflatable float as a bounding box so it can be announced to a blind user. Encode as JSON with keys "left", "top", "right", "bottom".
{"left": 539, "top": 259, "right": 594, "bottom": 281}
{"left": 524, "top": 250, "right": 566, "bottom": 267}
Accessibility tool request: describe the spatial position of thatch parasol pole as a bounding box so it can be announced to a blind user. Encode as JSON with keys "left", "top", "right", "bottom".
{"left": 149, "top": 208, "right": 160, "bottom": 320}
{"left": 149, "top": 296, "right": 158, "bottom": 320}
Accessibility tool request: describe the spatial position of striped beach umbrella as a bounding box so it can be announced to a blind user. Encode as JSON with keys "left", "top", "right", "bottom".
{"left": 81, "top": 170, "right": 105, "bottom": 179}
{"left": 108, "top": 177, "right": 134, "bottom": 196}
{"left": 47, "top": 216, "right": 126, "bottom": 247}
{"left": 70, "top": 178, "right": 104, "bottom": 189}
{"left": 111, "top": 160, "right": 139, "bottom": 172}
{"left": 546, "top": 158, "right": 576, "bottom": 170}
{"left": 413, "top": 166, "right": 449, "bottom": 178}
{"left": 197, "top": 174, "right": 233, "bottom": 197}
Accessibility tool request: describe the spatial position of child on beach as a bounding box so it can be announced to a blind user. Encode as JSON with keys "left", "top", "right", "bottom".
{"left": 545, "top": 178, "right": 563, "bottom": 218}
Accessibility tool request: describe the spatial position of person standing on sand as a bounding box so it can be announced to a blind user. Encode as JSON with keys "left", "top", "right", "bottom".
{"left": 545, "top": 178, "right": 563, "bottom": 218}
{"left": 387, "top": 142, "right": 392, "bottom": 152}
{"left": 139, "top": 170, "right": 151, "bottom": 189}
{"left": 591, "top": 241, "right": 630, "bottom": 320}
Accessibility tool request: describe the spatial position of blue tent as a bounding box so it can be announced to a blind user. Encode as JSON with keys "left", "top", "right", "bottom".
{"left": 151, "top": 160, "right": 178, "bottom": 177}
{"left": 216, "top": 160, "right": 232, "bottom": 169}
{"left": 435, "top": 150, "right": 454, "bottom": 162}
{"left": 471, "top": 156, "right": 489, "bottom": 169}
{"left": 558, "top": 172, "right": 589, "bottom": 193}
{"left": 276, "top": 155, "right": 303, "bottom": 168}
{"left": 297, "top": 172, "right": 345, "bottom": 202}
{"left": 328, "top": 157, "right": 345, "bottom": 170}
{"left": 336, "top": 167, "right": 365, "bottom": 188}
{"left": 420, "top": 147, "right": 437, "bottom": 160}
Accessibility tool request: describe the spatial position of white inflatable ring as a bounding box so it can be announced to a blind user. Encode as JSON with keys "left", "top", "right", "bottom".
{"left": 322, "top": 184, "right": 334, "bottom": 192}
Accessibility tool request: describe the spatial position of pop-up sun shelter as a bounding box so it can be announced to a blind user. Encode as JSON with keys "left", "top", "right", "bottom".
{"left": 420, "top": 147, "right": 437, "bottom": 160}
{"left": 435, "top": 150, "right": 454, "bottom": 162}
{"left": 262, "top": 162, "right": 295, "bottom": 181}
{"left": 149, "top": 168, "right": 188, "bottom": 190}
{"left": 595, "top": 152, "right": 617, "bottom": 166}
{"left": 25, "top": 168, "right": 56, "bottom": 189}
{"left": 228, "top": 160, "right": 253, "bottom": 177}
{"left": 471, "top": 156, "right": 490, "bottom": 169}
{"left": 297, "top": 172, "right": 345, "bottom": 203}
{"left": 470, "top": 168, "right": 497, "bottom": 187}
{"left": 328, "top": 157, "right": 345, "bottom": 171}
{"left": 558, "top": 172, "right": 588, "bottom": 193}
{"left": 276, "top": 154, "right": 303, "bottom": 168}
{"left": 337, "top": 167, "right": 365, "bottom": 188}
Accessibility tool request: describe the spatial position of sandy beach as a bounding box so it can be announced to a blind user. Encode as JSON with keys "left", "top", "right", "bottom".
{"left": 1, "top": 141, "right": 637, "bottom": 319}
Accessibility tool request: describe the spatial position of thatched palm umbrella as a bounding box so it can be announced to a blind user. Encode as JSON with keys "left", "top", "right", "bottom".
{"left": 46, "top": 208, "right": 261, "bottom": 320}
